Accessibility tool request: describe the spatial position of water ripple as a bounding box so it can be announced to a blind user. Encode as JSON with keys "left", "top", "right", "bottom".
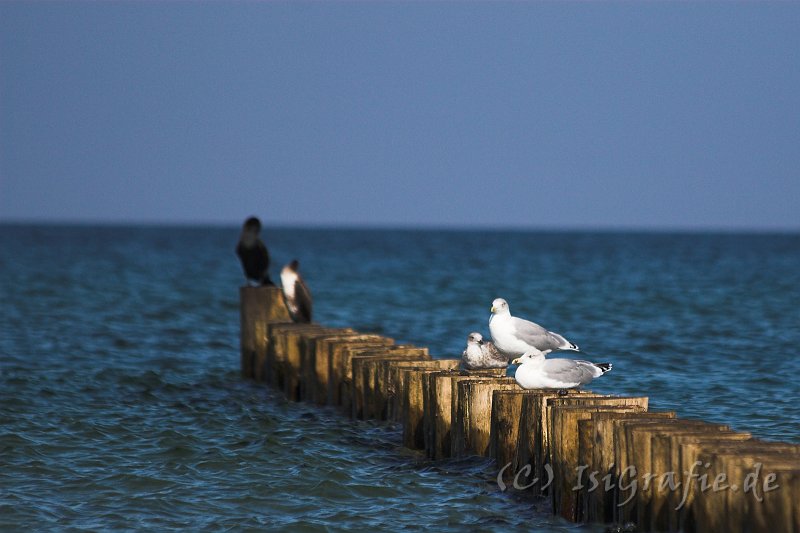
{"left": 1, "top": 225, "right": 798, "bottom": 530}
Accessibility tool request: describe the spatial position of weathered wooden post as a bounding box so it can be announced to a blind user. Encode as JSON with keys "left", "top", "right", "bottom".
{"left": 625, "top": 421, "right": 731, "bottom": 528}
{"left": 729, "top": 457, "right": 800, "bottom": 533}
{"left": 614, "top": 419, "right": 723, "bottom": 527}
{"left": 578, "top": 411, "right": 676, "bottom": 524}
{"left": 401, "top": 366, "right": 456, "bottom": 450}
{"left": 387, "top": 359, "right": 459, "bottom": 424}
{"left": 352, "top": 348, "right": 430, "bottom": 420}
{"left": 550, "top": 403, "right": 648, "bottom": 521}
{"left": 646, "top": 427, "right": 751, "bottom": 532}
{"left": 490, "top": 390, "right": 528, "bottom": 479}
{"left": 452, "top": 378, "right": 519, "bottom": 458}
{"left": 326, "top": 335, "right": 394, "bottom": 406}
{"left": 282, "top": 324, "right": 325, "bottom": 400}
{"left": 683, "top": 440, "right": 800, "bottom": 533}
{"left": 334, "top": 339, "right": 398, "bottom": 410}
{"left": 427, "top": 370, "right": 504, "bottom": 459}
{"left": 298, "top": 328, "right": 356, "bottom": 403}
{"left": 240, "top": 286, "right": 291, "bottom": 379}
{"left": 267, "top": 323, "right": 318, "bottom": 392}
{"left": 529, "top": 390, "right": 636, "bottom": 495}
{"left": 338, "top": 344, "right": 397, "bottom": 414}
{"left": 511, "top": 390, "right": 591, "bottom": 494}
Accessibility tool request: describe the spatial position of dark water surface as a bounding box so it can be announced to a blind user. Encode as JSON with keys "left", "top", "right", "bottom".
{"left": 1, "top": 225, "right": 799, "bottom": 530}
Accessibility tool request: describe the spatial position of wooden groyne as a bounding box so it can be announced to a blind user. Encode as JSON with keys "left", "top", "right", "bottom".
{"left": 240, "top": 287, "right": 800, "bottom": 532}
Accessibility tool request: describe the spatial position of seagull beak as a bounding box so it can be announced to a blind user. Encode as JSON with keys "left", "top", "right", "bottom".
{"left": 490, "top": 306, "right": 495, "bottom": 313}
{"left": 511, "top": 358, "right": 521, "bottom": 365}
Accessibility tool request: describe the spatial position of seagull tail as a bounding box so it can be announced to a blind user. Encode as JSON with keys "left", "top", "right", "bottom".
{"left": 596, "top": 362, "right": 612, "bottom": 374}
{"left": 560, "top": 340, "right": 580, "bottom": 352}
{"left": 552, "top": 332, "right": 580, "bottom": 352}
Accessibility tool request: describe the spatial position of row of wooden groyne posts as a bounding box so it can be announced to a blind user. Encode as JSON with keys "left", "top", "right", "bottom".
{"left": 240, "top": 287, "right": 799, "bottom": 532}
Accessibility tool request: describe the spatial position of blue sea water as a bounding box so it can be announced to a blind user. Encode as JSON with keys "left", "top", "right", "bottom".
{"left": 1, "top": 224, "right": 798, "bottom": 531}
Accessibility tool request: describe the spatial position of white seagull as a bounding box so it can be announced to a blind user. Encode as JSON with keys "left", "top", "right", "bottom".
{"left": 488, "top": 297, "right": 579, "bottom": 357}
{"left": 461, "top": 332, "right": 509, "bottom": 370}
{"left": 511, "top": 351, "right": 612, "bottom": 389}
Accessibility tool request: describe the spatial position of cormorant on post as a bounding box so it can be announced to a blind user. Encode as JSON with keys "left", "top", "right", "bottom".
{"left": 280, "top": 259, "right": 313, "bottom": 323}
{"left": 235, "top": 216, "right": 275, "bottom": 286}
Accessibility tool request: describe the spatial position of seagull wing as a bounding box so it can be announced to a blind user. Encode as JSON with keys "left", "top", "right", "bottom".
{"left": 484, "top": 341, "right": 511, "bottom": 364}
{"left": 510, "top": 316, "right": 571, "bottom": 352}
{"left": 541, "top": 358, "right": 595, "bottom": 385}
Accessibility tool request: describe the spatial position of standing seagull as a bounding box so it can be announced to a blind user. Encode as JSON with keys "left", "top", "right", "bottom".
{"left": 235, "top": 216, "right": 274, "bottom": 286}
{"left": 281, "top": 260, "right": 313, "bottom": 323}
{"left": 488, "top": 298, "right": 579, "bottom": 357}
{"left": 511, "top": 351, "right": 611, "bottom": 389}
{"left": 462, "top": 332, "right": 509, "bottom": 370}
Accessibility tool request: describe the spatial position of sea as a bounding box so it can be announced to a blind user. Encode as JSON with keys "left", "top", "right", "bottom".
{"left": 1, "top": 224, "right": 798, "bottom": 531}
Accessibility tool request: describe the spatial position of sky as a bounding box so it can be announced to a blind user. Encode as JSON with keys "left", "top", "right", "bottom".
{"left": 1, "top": 2, "right": 799, "bottom": 231}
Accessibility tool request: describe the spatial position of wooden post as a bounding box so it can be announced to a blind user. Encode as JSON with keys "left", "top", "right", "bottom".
{"left": 511, "top": 390, "right": 592, "bottom": 494}
{"left": 386, "top": 359, "right": 459, "bottom": 423}
{"left": 647, "top": 428, "right": 751, "bottom": 532}
{"left": 627, "top": 421, "right": 727, "bottom": 528}
{"left": 282, "top": 324, "right": 325, "bottom": 400}
{"left": 267, "top": 323, "right": 318, "bottom": 391}
{"left": 614, "top": 419, "right": 724, "bottom": 527}
{"left": 326, "top": 335, "right": 394, "bottom": 406}
{"left": 490, "top": 390, "right": 528, "bottom": 479}
{"left": 683, "top": 440, "right": 800, "bottom": 533}
{"left": 731, "top": 458, "right": 800, "bottom": 533}
{"left": 579, "top": 411, "right": 676, "bottom": 525}
{"left": 400, "top": 366, "right": 472, "bottom": 450}
{"left": 609, "top": 416, "right": 702, "bottom": 526}
{"left": 452, "top": 378, "right": 519, "bottom": 458}
{"left": 550, "top": 403, "right": 647, "bottom": 521}
{"left": 263, "top": 322, "right": 281, "bottom": 384}
{"left": 684, "top": 440, "right": 791, "bottom": 531}
{"left": 265, "top": 323, "right": 291, "bottom": 387}
{"left": 400, "top": 368, "right": 425, "bottom": 449}
{"left": 427, "top": 370, "right": 504, "bottom": 460}
{"left": 420, "top": 361, "right": 464, "bottom": 453}
{"left": 337, "top": 344, "right": 395, "bottom": 414}
{"left": 298, "top": 330, "right": 356, "bottom": 405}
{"left": 240, "top": 286, "right": 290, "bottom": 379}
{"left": 335, "top": 340, "right": 399, "bottom": 411}
{"left": 536, "top": 395, "right": 648, "bottom": 500}
{"left": 351, "top": 347, "right": 429, "bottom": 420}
{"left": 364, "top": 350, "right": 434, "bottom": 420}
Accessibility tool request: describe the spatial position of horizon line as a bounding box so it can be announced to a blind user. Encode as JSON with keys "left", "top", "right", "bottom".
{"left": 1, "top": 217, "right": 798, "bottom": 235}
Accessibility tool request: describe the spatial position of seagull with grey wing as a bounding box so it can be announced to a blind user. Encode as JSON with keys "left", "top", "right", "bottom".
{"left": 488, "top": 297, "right": 579, "bottom": 357}
{"left": 511, "top": 351, "right": 612, "bottom": 389}
{"left": 461, "top": 332, "right": 509, "bottom": 370}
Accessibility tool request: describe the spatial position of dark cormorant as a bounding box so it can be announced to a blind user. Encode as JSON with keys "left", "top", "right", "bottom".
{"left": 235, "top": 216, "right": 275, "bottom": 286}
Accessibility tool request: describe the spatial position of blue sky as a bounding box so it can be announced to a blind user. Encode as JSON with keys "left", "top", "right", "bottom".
{"left": 1, "top": 2, "right": 799, "bottom": 230}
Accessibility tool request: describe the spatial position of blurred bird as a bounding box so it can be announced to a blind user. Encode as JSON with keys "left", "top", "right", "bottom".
{"left": 235, "top": 216, "right": 274, "bottom": 286}
{"left": 281, "top": 259, "right": 313, "bottom": 323}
